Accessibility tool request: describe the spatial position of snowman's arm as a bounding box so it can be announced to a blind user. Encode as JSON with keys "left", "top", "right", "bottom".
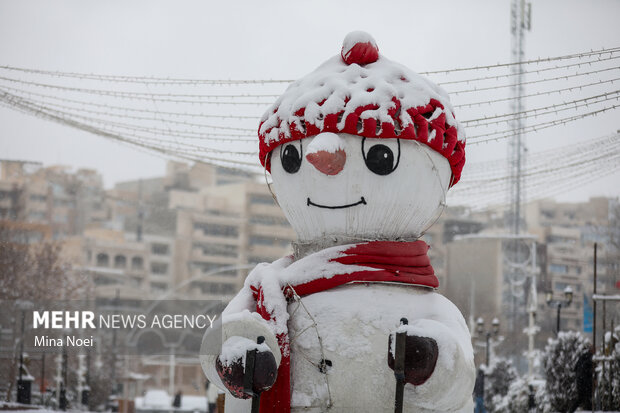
{"left": 199, "top": 285, "right": 282, "bottom": 391}
{"left": 402, "top": 318, "right": 475, "bottom": 411}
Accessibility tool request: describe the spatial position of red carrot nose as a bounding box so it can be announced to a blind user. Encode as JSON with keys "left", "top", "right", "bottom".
{"left": 306, "top": 149, "right": 347, "bottom": 175}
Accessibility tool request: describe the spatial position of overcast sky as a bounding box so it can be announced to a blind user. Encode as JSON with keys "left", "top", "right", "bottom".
{"left": 0, "top": 0, "right": 618, "bottom": 205}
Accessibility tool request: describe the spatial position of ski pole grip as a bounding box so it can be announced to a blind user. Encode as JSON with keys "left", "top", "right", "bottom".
{"left": 394, "top": 318, "right": 408, "bottom": 378}
{"left": 244, "top": 336, "right": 265, "bottom": 413}
{"left": 394, "top": 318, "right": 408, "bottom": 413}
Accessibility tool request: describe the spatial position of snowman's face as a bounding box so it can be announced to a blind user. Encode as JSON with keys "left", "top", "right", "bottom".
{"left": 270, "top": 132, "right": 451, "bottom": 243}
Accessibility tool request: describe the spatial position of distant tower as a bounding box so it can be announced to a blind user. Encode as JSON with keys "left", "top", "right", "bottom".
{"left": 508, "top": 0, "right": 532, "bottom": 234}
{"left": 505, "top": 0, "right": 533, "bottom": 339}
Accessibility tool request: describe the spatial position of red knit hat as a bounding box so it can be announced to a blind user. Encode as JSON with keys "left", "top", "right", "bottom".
{"left": 258, "top": 31, "right": 466, "bottom": 186}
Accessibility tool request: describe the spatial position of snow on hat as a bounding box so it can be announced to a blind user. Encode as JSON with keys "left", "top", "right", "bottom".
{"left": 258, "top": 31, "right": 466, "bottom": 186}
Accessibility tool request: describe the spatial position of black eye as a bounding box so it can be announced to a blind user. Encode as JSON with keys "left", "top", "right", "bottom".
{"left": 362, "top": 138, "right": 400, "bottom": 175}
{"left": 280, "top": 142, "right": 302, "bottom": 174}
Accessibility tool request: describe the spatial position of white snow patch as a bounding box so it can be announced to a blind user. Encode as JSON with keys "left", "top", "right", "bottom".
{"left": 220, "top": 336, "right": 270, "bottom": 367}
{"left": 259, "top": 52, "right": 463, "bottom": 144}
{"left": 306, "top": 132, "right": 344, "bottom": 154}
{"left": 389, "top": 320, "right": 458, "bottom": 372}
{"left": 240, "top": 243, "right": 381, "bottom": 339}
{"left": 341, "top": 31, "right": 377, "bottom": 57}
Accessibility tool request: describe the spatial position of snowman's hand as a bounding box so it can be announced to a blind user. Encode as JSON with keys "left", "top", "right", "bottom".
{"left": 215, "top": 337, "right": 278, "bottom": 399}
{"left": 387, "top": 333, "right": 439, "bottom": 385}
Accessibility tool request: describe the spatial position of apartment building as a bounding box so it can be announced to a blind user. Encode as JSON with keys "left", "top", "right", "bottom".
{"left": 0, "top": 160, "right": 107, "bottom": 238}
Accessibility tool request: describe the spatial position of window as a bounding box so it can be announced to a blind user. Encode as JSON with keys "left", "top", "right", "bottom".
{"left": 131, "top": 256, "right": 144, "bottom": 270}
{"left": 200, "top": 282, "right": 237, "bottom": 295}
{"left": 250, "top": 194, "right": 275, "bottom": 205}
{"left": 549, "top": 264, "right": 568, "bottom": 274}
{"left": 250, "top": 215, "right": 288, "bottom": 226}
{"left": 114, "top": 255, "right": 127, "bottom": 269}
{"left": 151, "top": 282, "right": 168, "bottom": 295}
{"left": 151, "top": 243, "right": 169, "bottom": 255}
{"left": 249, "top": 235, "right": 289, "bottom": 247}
{"left": 249, "top": 235, "right": 275, "bottom": 246}
{"left": 53, "top": 213, "right": 68, "bottom": 223}
{"left": 94, "top": 275, "right": 116, "bottom": 286}
{"left": 29, "top": 194, "right": 46, "bottom": 202}
{"left": 194, "top": 222, "right": 239, "bottom": 237}
{"left": 192, "top": 263, "right": 238, "bottom": 277}
{"left": 96, "top": 253, "right": 109, "bottom": 267}
{"left": 195, "top": 243, "right": 238, "bottom": 258}
{"left": 151, "top": 262, "right": 168, "bottom": 275}
{"left": 28, "top": 211, "right": 45, "bottom": 221}
{"left": 554, "top": 282, "right": 572, "bottom": 292}
{"left": 249, "top": 256, "right": 275, "bottom": 264}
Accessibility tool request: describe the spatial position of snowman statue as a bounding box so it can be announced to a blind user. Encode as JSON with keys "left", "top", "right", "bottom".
{"left": 200, "top": 31, "right": 475, "bottom": 412}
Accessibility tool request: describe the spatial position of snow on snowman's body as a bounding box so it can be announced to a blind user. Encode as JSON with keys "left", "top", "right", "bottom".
{"left": 220, "top": 283, "right": 474, "bottom": 413}
{"left": 287, "top": 285, "right": 474, "bottom": 412}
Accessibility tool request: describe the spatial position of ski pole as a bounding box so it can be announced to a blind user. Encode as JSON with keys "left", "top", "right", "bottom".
{"left": 394, "top": 318, "right": 408, "bottom": 413}
{"left": 243, "top": 336, "right": 265, "bottom": 413}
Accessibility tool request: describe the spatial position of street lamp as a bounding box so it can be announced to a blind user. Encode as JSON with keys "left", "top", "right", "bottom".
{"left": 546, "top": 286, "right": 573, "bottom": 336}
{"left": 16, "top": 300, "right": 34, "bottom": 405}
{"left": 475, "top": 317, "right": 500, "bottom": 412}
{"left": 476, "top": 317, "right": 500, "bottom": 366}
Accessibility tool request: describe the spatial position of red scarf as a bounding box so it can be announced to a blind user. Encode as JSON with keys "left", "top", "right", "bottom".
{"left": 249, "top": 240, "right": 437, "bottom": 413}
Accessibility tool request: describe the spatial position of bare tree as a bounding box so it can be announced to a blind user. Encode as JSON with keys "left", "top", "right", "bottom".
{"left": 0, "top": 220, "right": 86, "bottom": 402}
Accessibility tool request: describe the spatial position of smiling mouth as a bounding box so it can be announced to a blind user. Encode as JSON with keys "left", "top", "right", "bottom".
{"left": 306, "top": 197, "right": 367, "bottom": 209}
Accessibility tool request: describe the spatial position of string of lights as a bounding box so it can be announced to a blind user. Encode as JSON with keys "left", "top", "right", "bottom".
{"left": 463, "top": 92, "right": 620, "bottom": 128}
{"left": 2, "top": 46, "right": 619, "bottom": 83}
{"left": 2, "top": 48, "right": 619, "bottom": 210}
{"left": 0, "top": 84, "right": 264, "bottom": 119}
{"left": 0, "top": 76, "right": 277, "bottom": 104}
{"left": 449, "top": 154, "right": 620, "bottom": 209}
{"left": 0, "top": 88, "right": 259, "bottom": 133}
{"left": 468, "top": 105, "right": 619, "bottom": 143}
{"left": 449, "top": 155, "right": 619, "bottom": 208}
{"left": 7, "top": 82, "right": 615, "bottom": 151}
{"left": 3, "top": 88, "right": 617, "bottom": 211}
{"left": 8, "top": 82, "right": 615, "bottom": 137}
{"left": 419, "top": 47, "right": 620, "bottom": 75}
{"left": 0, "top": 91, "right": 261, "bottom": 159}
{"left": 446, "top": 66, "right": 619, "bottom": 95}
{"left": 464, "top": 132, "right": 619, "bottom": 179}
{"left": 434, "top": 54, "right": 620, "bottom": 86}
{"left": 462, "top": 90, "right": 620, "bottom": 125}
{"left": 4, "top": 81, "right": 614, "bottom": 129}
{"left": 2, "top": 71, "right": 617, "bottom": 107}
{"left": 453, "top": 77, "right": 620, "bottom": 109}
{"left": 459, "top": 142, "right": 619, "bottom": 187}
